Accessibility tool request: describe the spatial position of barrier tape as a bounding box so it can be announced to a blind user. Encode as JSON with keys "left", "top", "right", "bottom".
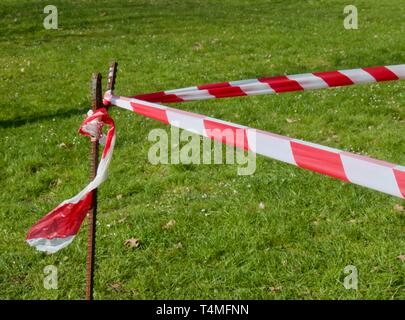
{"left": 27, "top": 64, "right": 405, "bottom": 253}
{"left": 26, "top": 108, "right": 115, "bottom": 253}
{"left": 104, "top": 91, "right": 405, "bottom": 200}
{"left": 130, "top": 64, "right": 405, "bottom": 103}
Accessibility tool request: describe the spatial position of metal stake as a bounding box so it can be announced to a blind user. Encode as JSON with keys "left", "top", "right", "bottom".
{"left": 85, "top": 62, "right": 117, "bottom": 300}
{"left": 85, "top": 73, "right": 102, "bottom": 300}
{"left": 106, "top": 61, "right": 118, "bottom": 93}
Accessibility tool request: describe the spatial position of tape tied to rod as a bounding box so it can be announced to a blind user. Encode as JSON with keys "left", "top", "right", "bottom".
{"left": 26, "top": 108, "right": 116, "bottom": 253}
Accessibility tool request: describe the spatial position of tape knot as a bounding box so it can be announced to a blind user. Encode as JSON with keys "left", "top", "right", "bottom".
{"left": 79, "top": 108, "right": 110, "bottom": 145}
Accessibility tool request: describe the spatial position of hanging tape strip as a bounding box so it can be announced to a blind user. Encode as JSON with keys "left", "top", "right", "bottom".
{"left": 26, "top": 108, "right": 116, "bottom": 253}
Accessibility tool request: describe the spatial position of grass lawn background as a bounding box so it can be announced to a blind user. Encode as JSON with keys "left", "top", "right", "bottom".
{"left": 0, "top": 0, "right": 404, "bottom": 299}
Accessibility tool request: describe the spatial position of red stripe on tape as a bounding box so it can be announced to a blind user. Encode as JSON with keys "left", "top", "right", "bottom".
{"left": 134, "top": 92, "right": 183, "bottom": 103}
{"left": 258, "top": 76, "right": 304, "bottom": 93}
{"left": 204, "top": 120, "right": 249, "bottom": 150}
{"left": 393, "top": 169, "right": 405, "bottom": 198}
{"left": 363, "top": 66, "right": 399, "bottom": 81}
{"left": 26, "top": 192, "right": 93, "bottom": 240}
{"left": 130, "top": 102, "right": 169, "bottom": 124}
{"left": 208, "top": 86, "right": 247, "bottom": 98}
{"left": 313, "top": 71, "right": 354, "bottom": 87}
{"left": 102, "top": 126, "right": 115, "bottom": 159}
{"left": 291, "top": 142, "right": 348, "bottom": 181}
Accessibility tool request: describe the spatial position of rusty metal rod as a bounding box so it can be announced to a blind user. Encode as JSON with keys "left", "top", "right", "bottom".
{"left": 85, "top": 73, "right": 102, "bottom": 300}
{"left": 85, "top": 62, "right": 117, "bottom": 300}
{"left": 106, "top": 61, "right": 118, "bottom": 93}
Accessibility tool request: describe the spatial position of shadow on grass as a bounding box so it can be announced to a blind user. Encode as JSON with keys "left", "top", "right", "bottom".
{"left": 0, "top": 108, "right": 85, "bottom": 129}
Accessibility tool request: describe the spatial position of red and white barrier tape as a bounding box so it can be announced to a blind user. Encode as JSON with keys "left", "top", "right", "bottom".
{"left": 105, "top": 91, "right": 405, "bottom": 200}
{"left": 27, "top": 64, "right": 405, "bottom": 254}
{"left": 26, "top": 108, "right": 115, "bottom": 253}
{"left": 130, "top": 64, "right": 405, "bottom": 103}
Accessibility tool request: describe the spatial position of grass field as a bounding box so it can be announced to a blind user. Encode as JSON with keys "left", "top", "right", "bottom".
{"left": 0, "top": 0, "right": 404, "bottom": 300}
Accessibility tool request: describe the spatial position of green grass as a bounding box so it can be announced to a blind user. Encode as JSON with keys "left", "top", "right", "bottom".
{"left": 0, "top": 0, "right": 404, "bottom": 300}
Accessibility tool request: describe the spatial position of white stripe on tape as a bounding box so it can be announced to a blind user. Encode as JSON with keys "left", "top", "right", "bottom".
{"left": 287, "top": 73, "right": 329, "bottom": 90}
{"left": 339, "top": 69, "right": 377, "bottom": 84}
{"left": 340, "top": 154, "right": 402, "bottom": 197}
